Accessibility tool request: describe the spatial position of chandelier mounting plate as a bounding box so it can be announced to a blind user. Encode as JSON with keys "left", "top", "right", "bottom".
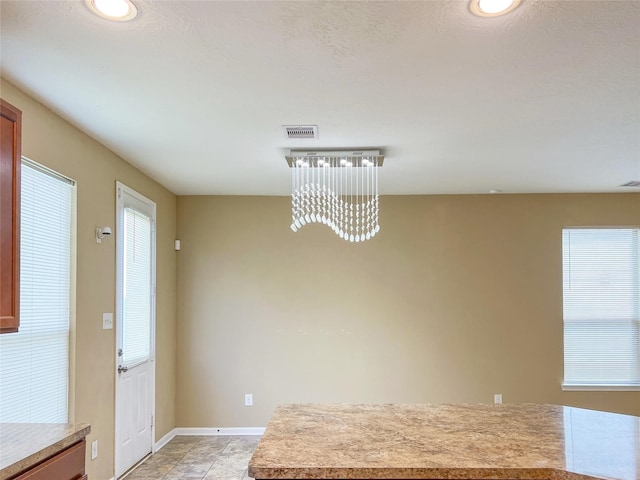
{"left": 285, "top": 150, "right": 384, "bottom": 168}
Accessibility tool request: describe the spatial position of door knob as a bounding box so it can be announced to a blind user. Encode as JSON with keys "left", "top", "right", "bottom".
{"left": 118, "top": 365, "right": 128, "bottom": 374}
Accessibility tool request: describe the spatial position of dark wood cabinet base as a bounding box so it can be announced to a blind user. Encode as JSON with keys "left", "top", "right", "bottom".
{"left": 11, "top": 439, "right": 86, "bottom": 480}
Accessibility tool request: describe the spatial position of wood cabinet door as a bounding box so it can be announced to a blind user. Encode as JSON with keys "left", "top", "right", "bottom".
{"left": 0, "top": 99, "right": 21, "bottom": 334}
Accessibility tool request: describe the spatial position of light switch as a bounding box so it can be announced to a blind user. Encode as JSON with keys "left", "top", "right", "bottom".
{"left": 102, "top": 313, "right": 113, "bottom": 330}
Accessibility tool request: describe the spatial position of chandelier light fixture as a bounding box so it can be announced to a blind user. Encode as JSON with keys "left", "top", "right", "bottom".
{"left": 285, "top": 150, "right": 384, "bottom": 242}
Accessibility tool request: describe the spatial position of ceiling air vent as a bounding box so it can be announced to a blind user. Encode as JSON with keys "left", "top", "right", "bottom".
{"left": 620, "top": 181, "right": 640, "bottom": 187}
{"left": 283, "top": 125, "right": 318, "bottom": 139}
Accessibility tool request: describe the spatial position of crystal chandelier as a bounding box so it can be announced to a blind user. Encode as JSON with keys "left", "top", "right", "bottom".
{"left": 285, "top": 150, "right": 384, "bottom": 242}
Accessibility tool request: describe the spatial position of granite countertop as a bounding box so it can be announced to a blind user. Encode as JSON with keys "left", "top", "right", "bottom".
{"left": 248, "top": 403, "right": 640, "bottom": 480}
{"left": 0, "top": 423, "right": 91, "bottom": 480}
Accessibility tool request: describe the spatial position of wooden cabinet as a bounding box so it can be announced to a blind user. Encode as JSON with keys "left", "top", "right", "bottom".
{"left": 0, "top": 98, "right": 21, "bottom": 334}
{"left": 0, "top": 424, "right": 91, "bottom": 480}
{"left": 12, "top": 440, "right": 87, "bottom": 480}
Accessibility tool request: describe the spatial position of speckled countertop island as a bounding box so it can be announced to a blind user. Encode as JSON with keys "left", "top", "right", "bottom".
{"left": 248, "top": 404, "right": 639, "bottom": 480}
{"left": 0, "top": 423, "right": 91, "bottom": 479}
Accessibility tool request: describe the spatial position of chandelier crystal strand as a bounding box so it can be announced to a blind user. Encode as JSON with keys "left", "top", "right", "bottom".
{"left": 364, "top": 161, "right": 368, "bottom": 240}
{"left": 291, "top": 162, "right": 297, "bottom": 232}
{"left": 371, "top": 160, "right": 375, "bottom": 237}
{"left": 343, "top": 161, "right": 347, "bottom": 239}
{"left": 340, "top": 162, "right": 345, "bottom": 239}
{"left": 358, "top": 166, "right": 366, "bottom": 242}
{"left": 362, "top": 162, "right": 365, "bottom": 241}
{"left": 362, "top": 162, "right": 371, "bottom": 240}
{"left": 320, "top": 162, "right": 324, "bottom": 224}
{"left": 331, "top": 159, "right": 336, "bottom": 231}
{"left": 356, "top": 162, "right": 360, "bottom": 242}
{"left": 340, "top": 162, "right": 344, "bottom": 239}
{"left": 351, "top": 163, "right": 355, "bottom": 242}
{"left": 361, "top": 162, "right": 364, "bottom": 241}
{"left": 322, "top": 160, "right": 328, "bottom": 224}
{"left": 367, "top": 159, "right": 372, "bottom": 239}
{"left": 305, "top": 162, "right": 311, "bottom": 224}
{"left": 375, "top": 157, "right": 379, "bottom": 235}
{"left": 310, "top": 165, "right": 314, "bottom": 222}
{"left": 334, "top": 161, "right": 339, "bottom": 236}
{"left": 370, "top": 159, "right": 374, "bottom": 236}
{"left": 330, "top": 158, "right": 335, "bottom": 232}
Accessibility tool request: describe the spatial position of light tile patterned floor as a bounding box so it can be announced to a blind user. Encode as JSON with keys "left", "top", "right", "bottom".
{"left": 124, "top": 435, "right": 261, "bottom": 480}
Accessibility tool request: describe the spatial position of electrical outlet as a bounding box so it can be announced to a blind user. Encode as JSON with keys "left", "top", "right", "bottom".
{"left": 244, "top": 393, "right": 253, "bottom": 406}
{"left": 91, "top": 440, "right": 98, "bottom": 460}
{"left": 494, "top": 393, "right": 503, "bottom": 404}
{"left": 102, "top": 313, "right": 113, "bottom": 330}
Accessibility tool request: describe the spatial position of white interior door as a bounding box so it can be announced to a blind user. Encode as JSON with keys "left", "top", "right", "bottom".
{"left": 115, "top": 182, "right": 156, "bottom": 478}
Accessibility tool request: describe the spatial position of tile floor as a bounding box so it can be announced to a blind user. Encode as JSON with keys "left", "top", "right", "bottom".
{"left": 124, "top": 435, "right": 261, "bottom": 480}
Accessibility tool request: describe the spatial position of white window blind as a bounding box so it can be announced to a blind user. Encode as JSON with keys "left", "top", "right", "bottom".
{"left": 122, "top": 206, "right": 152, "bottom": 365}
{"left": 0, "top": 160, "right": 74, "bottom": 422}
{"left": 562, "top": 228, "right": 640, "bottom": 388}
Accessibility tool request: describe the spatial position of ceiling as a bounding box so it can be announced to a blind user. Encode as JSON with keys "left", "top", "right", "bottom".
{"left": 1, "top": 0, "right": 639, "bottom": 195}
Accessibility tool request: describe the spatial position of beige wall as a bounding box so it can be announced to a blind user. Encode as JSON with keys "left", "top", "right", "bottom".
{"left": 1, "top": 79, "right": 177, "bottom": 480}
{"left": 176, "top": 194, "right": 640, "bottom": 428}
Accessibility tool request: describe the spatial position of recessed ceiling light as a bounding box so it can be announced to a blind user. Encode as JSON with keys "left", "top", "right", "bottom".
{"left": 86, "top": 0, "right": 138, "bottom": 21}
{"left": 469, "top": 0, "right": 521, "bottom": 17}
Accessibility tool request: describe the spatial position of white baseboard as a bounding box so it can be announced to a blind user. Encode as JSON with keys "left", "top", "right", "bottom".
{"left": 174, "top": 427, "right": 265, "bottom": 436}
{"left": 154, "top": 427, "right": 265, "bottom": 451}
{"left": 154, "top": 428, "right": 177, "bottom": 451}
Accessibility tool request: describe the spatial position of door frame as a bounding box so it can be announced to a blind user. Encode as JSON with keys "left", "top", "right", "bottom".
{"left": 114, "top": 181, "right": 157, "bottom": 477}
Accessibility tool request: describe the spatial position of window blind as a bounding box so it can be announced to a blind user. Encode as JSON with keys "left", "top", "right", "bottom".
{"left": 562, "top": 228, "right": 640, "bottom": 387}
{"left": 122, "top": 206, "right": 152, "bottom": 365}
{"left": 0, "top": 160, "right": 74, "bottom": 422}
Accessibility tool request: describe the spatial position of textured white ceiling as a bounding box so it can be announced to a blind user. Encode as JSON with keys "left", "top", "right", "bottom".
{"left": 1, "top": 0, "right": 639, "bottom": 195}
